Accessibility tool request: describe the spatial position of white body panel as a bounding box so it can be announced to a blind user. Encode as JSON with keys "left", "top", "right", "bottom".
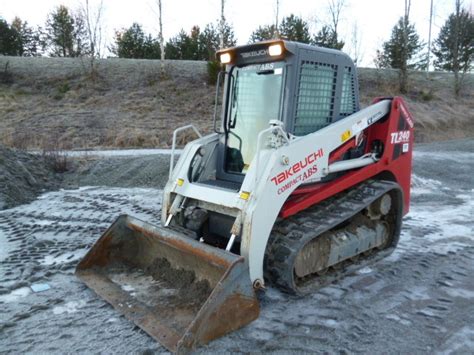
{"left": 162, "top": 100, "right": 391, "bottom": 286}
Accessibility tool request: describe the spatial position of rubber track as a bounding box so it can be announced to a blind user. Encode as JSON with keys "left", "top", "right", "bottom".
{"left": 265, "top": 179, "right": 402, "bottom": 295}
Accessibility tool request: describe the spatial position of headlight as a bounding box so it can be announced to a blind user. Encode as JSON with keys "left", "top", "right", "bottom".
{"left": 269, "top": 44, "right": 283, "bottom": 56}
{"left": 220, "top": 52, "right": 231, "bottom": 64}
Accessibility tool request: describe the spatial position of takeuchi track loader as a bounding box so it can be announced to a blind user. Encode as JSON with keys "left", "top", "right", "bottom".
{"left": 76, "top": 40, "right": 414, "bottom": 353}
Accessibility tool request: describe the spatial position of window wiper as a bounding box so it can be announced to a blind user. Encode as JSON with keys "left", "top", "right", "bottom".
{"left": 232, "top": 71, "right": 239, "bottom": 108}
{"left": 229, "top": 71, "right": 239, "bottom": 129}
{"left": 257, "top": 69, "right": 275, "bottom": 75}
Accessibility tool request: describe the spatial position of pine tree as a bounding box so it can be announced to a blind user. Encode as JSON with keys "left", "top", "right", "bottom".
{"left": 44, "top": 5, "right": 87, "bottom": 57}
{"left": 165, "top": 22, "right": 235, "bottom": 61}
{"left": 375, "top": 16, "right": 424, "bottom": 93}
{"left": 249, "top": 15, "right": 311, "bottom": 44}
{"left": 249, "top": 25, "right": 276, "bottom": 43}
{"left": 112, "top": 23, "right": 160, "bottom": 59}
{"left": 279, "top": 14, "right": 312, "bottom": 44}
{"left": 198, "top": 23, "right": 219, "bottom": 60}
{"left": 11, "top": 17, "right": 41, "bottom": 56}
{"left": 432, "top": 2, "right": 473, "bottom": 96}
{"left": 375, "top": 17, "right": 424, "bottom": 70}
{"left": 218, "top": 22, "right": 236, "bottom": 49}
{"left": 314, "top": 25, "right": 344, "bottom": 49}
{"left": 0, "top": 18, "right": 22, "bottom": 55}
{"left": 165, "top": 29, "right": 192, "bottom": 59}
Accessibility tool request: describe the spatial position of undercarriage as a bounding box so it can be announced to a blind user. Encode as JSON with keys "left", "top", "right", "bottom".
{"left": 265, "top": 180, "right": 403, "bottom": 294}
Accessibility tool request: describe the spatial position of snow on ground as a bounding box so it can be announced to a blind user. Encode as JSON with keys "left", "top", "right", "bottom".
{"left": 0, "top": 142, "right": 473, "bottom": 353}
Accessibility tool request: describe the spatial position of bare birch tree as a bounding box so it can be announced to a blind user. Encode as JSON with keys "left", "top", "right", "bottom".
{"left": 80, "top": 0, "right": 105, "bottom": 77}
{"left": 400, "top": 0, "right": 412, "bottom": 93}
{"left": 219, "top": 0, "right": 225, "bottom": 49}
{"left": 349, "top": 21, "right": 364, "bottom": 66}
{"left": 328, "top": 0, "right": 346, "bottom": 46}
{"left": 426, "top": 0, "right": 434, "bottom": 74}
{"left": 274, "top": 0, "right": 280, "bottom": 38}
{"left": 157, "top": 0, "right": 165, "bottom": 71}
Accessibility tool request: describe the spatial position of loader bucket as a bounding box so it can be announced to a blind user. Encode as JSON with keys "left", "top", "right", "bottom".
{"left": 76, "top": 215, "right": 259, "bottom": 353}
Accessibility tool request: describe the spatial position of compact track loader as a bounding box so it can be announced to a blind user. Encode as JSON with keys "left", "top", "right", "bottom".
{"left": 76, "top": 40, "right": 414, "bottom": 353}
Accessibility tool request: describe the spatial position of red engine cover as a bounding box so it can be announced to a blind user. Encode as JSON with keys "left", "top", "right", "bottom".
{"left": 280, "top": 97, "right": 414, "bottom": 219}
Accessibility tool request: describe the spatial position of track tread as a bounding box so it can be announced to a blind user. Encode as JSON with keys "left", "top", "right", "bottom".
{"left": 265, "top": 179, "right": 402, "bottom": 295}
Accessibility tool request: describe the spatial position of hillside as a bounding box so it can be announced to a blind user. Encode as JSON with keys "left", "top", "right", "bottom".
{"left": 0, "top": 56, "right": 472, "bottom": 149}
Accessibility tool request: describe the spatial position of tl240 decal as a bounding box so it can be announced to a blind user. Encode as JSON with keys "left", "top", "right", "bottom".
{"left": 391, "top": 130, "right": 410, "bottom": 144}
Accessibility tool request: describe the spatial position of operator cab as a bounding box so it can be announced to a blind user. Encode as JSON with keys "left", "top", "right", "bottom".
{"left": 202, "top": 40, "right": 360, "bottom": 190}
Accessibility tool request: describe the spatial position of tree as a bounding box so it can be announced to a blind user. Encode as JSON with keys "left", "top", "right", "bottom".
{"left": 188, "top": 25, "right": 202, "bottom": 59}
{"left": 375, "top": 12, "right": 425, "bottom": 93}
{"left": 375, "top": 17, "right": 425, "bottom": 70}
{"left": 112, "top": 23, "right": 160, "bottom": 59}
{"left": 218, "top": 22, "right": 236, "bottom": 49}
{"left": 165, "top": 22, "right": 235, "bottom": 61}
{"left": 198, "top": 23, "right": 219, "bottom": 60}
{"left": 81, "top": 0, "right": 104, "bottom": 58}
{"left": 348, "top": 21, "right": 364, "bottom": 65}
{"left": 310, "top": 0, "right": 345, "bottom": 49}
{"left": 274, "top": 0, "right": 280, "bottom": 38}
{"left": 426, "top": 0, "right": 434, "bottom": 73}
{"left": 326, "top": 0, "right": 346, "bottom": 48}
{"left": 0, "top": 18, "right": 22, "bottom": 56}
{"left": 165, "top": 29, "right": 191, "bottom": 59}
{"left": 279, "top": 14, "right": 312, "bottom": 43}
{"left": 314, "top": 25, "right": 344, "bottom": 49}
{"left": 433, "top": 1, "right": 474, "bottom": 96}
{"left": 249, "top": 15, "right": 311, "bottom": 44}
{"left": 219, "top": 0, "right": 225, "bottom": 49}
{"left": 249, "top": 24, "right": 276, "bottom": 43}
{"left": 80, "top": 0, "right": 105, "bottom": 75}
{"left": 44, "top": 5, "right": 87, "bottom": 57}
{"left": 156, "top": 0, "right": 165, "bottom": 66}
{"left": 10, "top": 17, "right": 40, "bottom": 56}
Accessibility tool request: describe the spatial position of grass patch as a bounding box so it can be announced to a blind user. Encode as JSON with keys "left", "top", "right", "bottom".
{"left": 420, "top": 89, "right": 434, "bottom": 101}
{"left": 51, "top": 81, "right": 71, "bottom": 100}
{"left": 58, "top": 82, "right": 70, "bottom": 94}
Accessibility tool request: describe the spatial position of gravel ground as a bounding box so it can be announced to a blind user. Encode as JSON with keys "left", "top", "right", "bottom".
{"left": 0, "top": 139, "right": 473, "bottom": 353}
{"left": 63, "top": 154, "right": 172, "bottom": 190}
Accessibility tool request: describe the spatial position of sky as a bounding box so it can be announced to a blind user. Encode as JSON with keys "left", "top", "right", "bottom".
{"left": 0, "top": 0, "right": 470, "bottom": 67}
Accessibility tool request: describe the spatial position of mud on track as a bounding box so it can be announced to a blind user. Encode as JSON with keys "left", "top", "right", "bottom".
{"left": 0, "top": 141, "right": 473, "bottom": 353}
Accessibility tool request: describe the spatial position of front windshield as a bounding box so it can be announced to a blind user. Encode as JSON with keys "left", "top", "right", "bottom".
{"left": 226, "top": 61, "right": 284, "bottom": 174}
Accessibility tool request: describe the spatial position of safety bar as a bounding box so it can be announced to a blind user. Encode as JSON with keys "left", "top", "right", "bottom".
{"left": 169, "top": 125, "right": 202, "bottom": 178}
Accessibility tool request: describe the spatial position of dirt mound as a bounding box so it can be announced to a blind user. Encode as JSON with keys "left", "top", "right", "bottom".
{"left": 0, "top": 146, "right": 59, "bottom": 209}
{"left": 0, "top": 147, "right": 171, "bottom": 209}
{"left": 145, "top": 257, "right": 211, "bottom": 306}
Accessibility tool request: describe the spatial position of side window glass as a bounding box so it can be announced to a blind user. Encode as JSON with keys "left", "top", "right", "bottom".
{"left": 294, "top": 61, "right": 337, "bottom": 135}
{"left": 340, "top": 67, "right": 357, "bottom": 117}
